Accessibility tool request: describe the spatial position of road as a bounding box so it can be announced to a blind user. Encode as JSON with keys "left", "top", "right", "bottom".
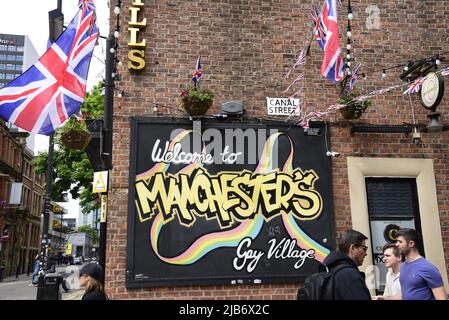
{"left": 0, "top": 265, "right": 85, "bottom": 300}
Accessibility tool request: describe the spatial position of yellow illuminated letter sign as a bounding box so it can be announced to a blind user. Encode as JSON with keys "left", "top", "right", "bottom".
{"left": 128, "top": 0, "right": 147, "bottom": 70}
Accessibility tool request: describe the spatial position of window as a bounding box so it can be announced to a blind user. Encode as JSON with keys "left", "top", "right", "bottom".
{"left": 6, "top": 74, "right": 13, "bottom": 80}
{"left": 6, "top": 64, "right": 14, "bottom": 70}
{"left": 0, "top": 64, "right": 5, "bottom": 69}
{"left": 16, "top": 46, "right": 23, "bottom": 52}
{"left": 15, "top": 55, "right": 23, "bottom": 62}
{"left": 0, "top": 54, "right": 6, "bottom": 60}
{"left": 365, "top": 177, "right": 424, "bottom": 294}
{"left": 7, "top": 54, "right": 15, "bottom": 61}
{"left": 7, "top": 45, "right": 15, "bottom": 51}
{"left": 0, "top": 45, "right": 6, "bottom": 51}
{"left": 15, "top": 65, "right": 22, "bottom": 71}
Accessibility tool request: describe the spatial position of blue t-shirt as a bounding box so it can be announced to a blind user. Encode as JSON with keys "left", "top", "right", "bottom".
{"left": 400, "top": 257, "right": 444, "bottom": 300}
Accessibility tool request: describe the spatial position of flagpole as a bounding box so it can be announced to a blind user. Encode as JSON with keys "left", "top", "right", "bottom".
{"left": 36, "top": 1, "right": 63, "bottom": 300}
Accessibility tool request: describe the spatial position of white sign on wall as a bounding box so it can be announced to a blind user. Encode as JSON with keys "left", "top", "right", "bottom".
{"left": 370, "top": 219, "right": 415, "bottom": 254}
{"left": 266, "top": 97, "right": 301, "bottom": 116}
{"left": 9, "top": 182, "right": 23, "bottom": 204}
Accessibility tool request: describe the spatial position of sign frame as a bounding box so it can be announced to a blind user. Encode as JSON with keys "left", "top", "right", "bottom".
{"left": 266, "top": 97, "right": 301, "bottom": 116}
{"left": 125, "top": 117, "right": 336, "bottom": 288}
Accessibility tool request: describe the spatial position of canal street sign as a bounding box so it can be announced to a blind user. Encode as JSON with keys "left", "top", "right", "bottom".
{"left": 266, "top": 97, "right": 301, "bottom": 116}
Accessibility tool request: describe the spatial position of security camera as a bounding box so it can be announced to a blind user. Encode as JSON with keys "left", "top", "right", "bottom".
{"left": 326, "top": 151, "right": 340, "bottom": 158}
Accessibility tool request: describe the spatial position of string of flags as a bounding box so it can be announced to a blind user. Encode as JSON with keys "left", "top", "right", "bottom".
{"left": 283, "top": 73, "right": 305, "bottom": 95}
{"left": 298, "top": 66, "right": 449, "bottom": 129}
{"left": 284, "top": 49, "right": 306, "bottom": 81}
{"left": 403, "top": 77, "right": 427, "bottom": 95}
{"left": 279, "top": 1, "right": 449, "bottom": 130}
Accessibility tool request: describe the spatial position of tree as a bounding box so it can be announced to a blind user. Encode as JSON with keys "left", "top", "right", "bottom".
{"left": 33, "top": 82, "right": 104, "bottom": 213}
{"left": 77, "top": 225, "right": 100, "bottom": 245}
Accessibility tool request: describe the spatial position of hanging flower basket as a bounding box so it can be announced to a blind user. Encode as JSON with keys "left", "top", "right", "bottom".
{"left": 179, "top": 86, "right": 214, "bottom": 117}
{"left": 338, "top": 92, "right": 371, "bottom": 120}
{"left": 60, "top": 128, "right": 92, "bottom": 151}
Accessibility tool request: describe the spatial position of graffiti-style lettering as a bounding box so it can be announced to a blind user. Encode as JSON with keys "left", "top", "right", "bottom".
{"left": 135, "top": 167, "right": 323, "bottom": 228}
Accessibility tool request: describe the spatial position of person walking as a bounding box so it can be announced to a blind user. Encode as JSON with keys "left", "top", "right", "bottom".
{"left": 372, "top": 243, "right": 402, "bottom": 300}
{"left": 29, "top": 255, "right": 40, "bottom": 286}
{"left": 396, "top": 228, "right": 447, "bottom": 300}
{"left": 79, "top": 263, "right": 108, "bottom": 300}
{"left": 321, "top": 229, "right": 371, "bottom": 300}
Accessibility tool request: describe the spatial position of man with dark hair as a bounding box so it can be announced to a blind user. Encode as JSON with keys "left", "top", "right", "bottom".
{"left": 372, "top": 243, "right": 402, "bottom": 300}
{"left": 322, "top": 229, "right": 371, "bottom": 300}
{"left": 396, "top": 228, "right": 447, "bottom": 300}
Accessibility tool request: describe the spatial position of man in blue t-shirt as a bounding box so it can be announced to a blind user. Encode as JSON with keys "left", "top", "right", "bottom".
{"left": 396, "top": 228, "right": 447, "bottom": 300}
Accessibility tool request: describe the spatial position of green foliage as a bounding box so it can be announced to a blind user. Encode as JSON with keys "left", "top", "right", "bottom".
{"left": 33, "top": 147, "right": 93, "bottom": 201}
{"left": 338, "top": 92, "right": 371, "bottom": 120}
{"left": 179, "top": 85, "right": 214, "bottom": 116}
{"left": 57, "top": 116, "right": 91, "bottom": 151}
{"left": 58, "top": 116, "right": 88, "bottom": 134}
{"left": 77, "top": 225, "right": 100, "bottom": 245}
{"left": 180, "top": 86, "right": 214, "bottom": 103}
{"left": 80, "top": 83, "right": 104, "bottom": 119}
{"left": 33, "top": 81, "right": 103, "bottom": 208}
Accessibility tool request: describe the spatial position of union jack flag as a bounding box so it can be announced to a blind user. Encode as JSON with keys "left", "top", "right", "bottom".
{"left": 348, "top": 63, "right": 361, "bottom": 91}
{"left": 313, "top": 0, "right": 344, "bottom": 83}
{"left": 0, "top": 0, "right": 98, "bottom": 135}
{"left": 312, "top": 3, "right": 326, "bottom": 50}
{"left": 403, "top": 76, "right": 427, "bottom": 95}
{"left": 191, "top": 56, "right": 202, "bottom": 87}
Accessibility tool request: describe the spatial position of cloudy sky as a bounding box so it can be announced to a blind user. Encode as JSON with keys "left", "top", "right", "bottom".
{"left": 0, "top": 0, "right": 110, "bottom": 219}
{"left": 0, "top": 0, "right": 110, "bottom": 90}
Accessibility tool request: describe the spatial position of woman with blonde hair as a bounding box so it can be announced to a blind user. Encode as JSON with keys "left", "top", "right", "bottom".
{"left": 79, "top": 263, "right": 108, "bottom": 300}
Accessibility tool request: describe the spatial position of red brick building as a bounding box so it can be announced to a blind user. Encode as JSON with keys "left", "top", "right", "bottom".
{"left": 105, "top": 0, "right": 449, "bottom": 299}
{"left": 0, "top": 120, "right": 45, "bottom": 277}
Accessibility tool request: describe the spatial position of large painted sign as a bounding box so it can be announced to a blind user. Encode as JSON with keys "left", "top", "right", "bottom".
{"left": 126, "top": 118, "right": 335, "bottom": 287}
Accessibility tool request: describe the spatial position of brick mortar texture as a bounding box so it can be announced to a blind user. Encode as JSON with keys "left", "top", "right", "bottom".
{"left": 106, "top": 0, "right": 449, "bottom": 299}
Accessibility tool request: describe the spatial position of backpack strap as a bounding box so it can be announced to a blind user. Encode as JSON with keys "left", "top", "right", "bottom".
{"left": 328, "top": 264, "right": 352, "bottom": 299}
{"left": 330, "top": 264, "right": 351, "bottom": 275}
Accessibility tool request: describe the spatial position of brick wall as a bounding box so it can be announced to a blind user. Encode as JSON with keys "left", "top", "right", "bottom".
{"left": 106, "top": 0, "right": 449, "bottom": 299}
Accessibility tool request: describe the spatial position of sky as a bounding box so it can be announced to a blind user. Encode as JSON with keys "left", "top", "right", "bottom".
{"left": 0, "top": 0, "right": 110, "bottom": 220}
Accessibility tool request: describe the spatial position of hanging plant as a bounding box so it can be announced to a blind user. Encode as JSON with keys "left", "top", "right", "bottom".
{"left": 338, "top": 92, "right": 371, "bottom": 120}
{"left": 179, "top": 85, "right": 214, "bottom": 117}
{"left": 58, "top": 116, "right": 92, "bottom": 151}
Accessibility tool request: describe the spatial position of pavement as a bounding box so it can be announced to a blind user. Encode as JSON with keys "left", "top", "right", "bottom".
{"left": 0, "top": 264, "right": 85, "bottom": 300}
{"left": 1, "top": 272, "right": 33, "bottom": 283}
